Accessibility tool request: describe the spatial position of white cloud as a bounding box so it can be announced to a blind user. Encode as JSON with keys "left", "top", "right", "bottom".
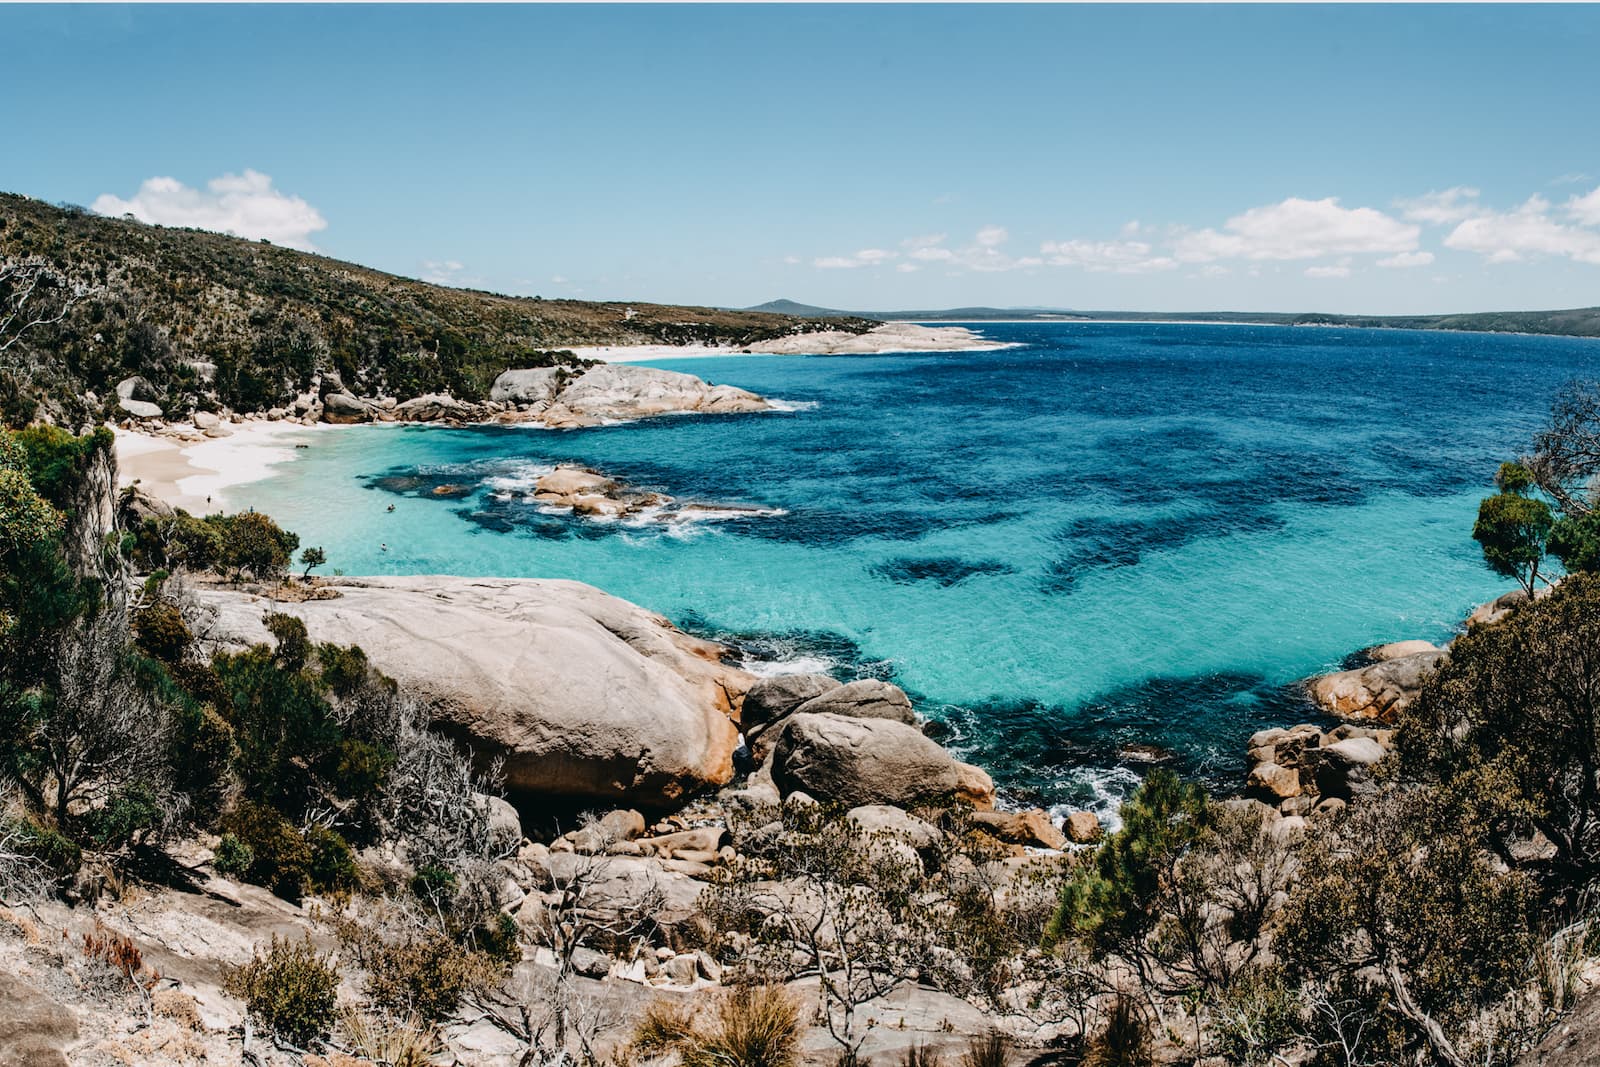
{"left": 901, "top": 233, "right": 947, "bottom": 249}
{"left": 1377, "top": 251, "right": 1435, "bottom": 268}
{"left": 975, "top": 225, "right": 1008, "bottom": 248}
{"left": 421, "top": 259, "right": 468, "bottom": 285}
{"left": 1445, "top": 195, "right": 1600, "bottom": 264}
{"left": 1397, "top": 187, "right": 1484, "bottom": 225}
{"left": 1554, "top": 173, "right": 1594, "bottom": 186}
{"left": 814, "top": 248, "right": 897, "bottom": 269}
{"left": 92, "top": 170, "right": 327, "bottom": 251}
{"left": 1304, "top": 265, "right": 1352, "bottom": 279}
{"left": 1567, "top": 185, "right": 1600, "bottom": 227}
{"left": 1174, "top": 197, "right": 1419, "bottom": 262}
{"left": 1040, "top": 238, "right": 1177, "bottom": 274}
{"left": 895, "top": 263, "right": 919, "bottom": 273}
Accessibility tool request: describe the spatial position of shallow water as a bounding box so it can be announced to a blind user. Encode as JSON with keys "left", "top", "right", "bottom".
{"left": 233, "top": 323, "right": 1600, "bottom": 820}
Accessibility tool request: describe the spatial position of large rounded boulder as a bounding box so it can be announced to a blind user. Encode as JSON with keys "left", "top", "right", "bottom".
{"left": 791, "top": 678, "right": 916, "bottom": 725}
{"left": 771, "top": 712, "right": 993, "bottom": 809}
{"left": 195, "top": 576, "right": 751, "bottom": 807}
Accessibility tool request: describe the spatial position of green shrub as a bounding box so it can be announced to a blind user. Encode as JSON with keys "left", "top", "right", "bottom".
{"left": 360, "top": 927, "right": 503, "bottom": 1022}
{"left": 305, "top": 824, "right": 357, "bottom": 894}
{"left": 477, "top": 912, "right": 522, "bottom": 964}
{"left": 222, "top": 801, "right": 312, "bottom": 899}
{"left": 334, "top": 739, "right": 394, "bottom": 806}
{"left": 86, "top": 781, "right": 164, "bottom": 850}
{"left": 224, "top": 934, "right": 339, "bottom": 1047}
{"left": 213, "top": 833, "right": 253, "bottom": 877}
{"left": 10, "top": 817, "right": 81, "bottom": 879}
{"left": 133, "top": 602, "right": 191, "bottom": 663}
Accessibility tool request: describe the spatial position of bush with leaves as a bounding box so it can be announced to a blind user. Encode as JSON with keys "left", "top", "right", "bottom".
{"left": 1276, "top": 786, "right": 1542, "bottom": 1066}
{"left": 1400, "top": 571, "right": 1600, "bottom": 880}
{"left": 224, "top": 934, "right": 339, "bottom": 1048}
{"left": 213, "top": 510, "right": 298, "bottom": 581}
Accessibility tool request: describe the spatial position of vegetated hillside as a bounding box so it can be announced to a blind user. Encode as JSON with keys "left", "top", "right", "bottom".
{"left": 0, "top": 194, "right": 871, "bottom": 426}
{"left": 751, "top": 297, "right": 1600, "bottom": 335}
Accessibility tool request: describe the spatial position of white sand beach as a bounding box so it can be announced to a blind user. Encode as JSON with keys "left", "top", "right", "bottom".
{"left": 114, "top": 420, "right": 324, "bottom": 512}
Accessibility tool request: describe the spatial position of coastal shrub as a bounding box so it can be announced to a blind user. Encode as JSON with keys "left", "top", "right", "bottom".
{"left": 1048, "top": 769, "right": 1206, "bottom": 957}
{"left": 85, "top": 780, "right": 165, "bottom": 850}
{"left": 305, "top": 824, "right": 359, "bottom": 895}
{"left": 170, "top": 703, "right": 236, "bottom": 822}
{"left": 212, "top": 833, "right": 253, "bottom": 877}
{"left": 11, "top": 816, "right": 81, "bottom": 879}
{"left": 1400, "top": 572, "right": 1600, "bottom": 879}
{"left": 222, "top": 801, "right": 313, "bottom": 899}
{"left": 215, "top": 641, "right": 340, "bottom": 807}
{"left": 212, "top": 510, "right": 298, "bottom": 581}
{"left": 350, "top": 923, "right": 504, "bottom": 1022}
{"left": 1275, "top": 787, "right": 1541, "bottom": 1061}
{"left": 1207, "top": 965, "right": 1298, "bottom": 1066}
{"left": 133, "top": 601, "right": 190, "bottom": 663}
{"left": 299, "top": 545, "right": 325, "bottom": 579}
{"left": 224, "top": 934, "right": 339, "bottom": 1048}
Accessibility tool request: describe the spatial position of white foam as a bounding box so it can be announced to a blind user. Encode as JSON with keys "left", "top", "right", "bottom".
{"left": 1048, "top": 765, "right": 1143, "bottom": 834}
{"left": 483, "top": 463, "right": 557, "bottom": 499}
{"left": 766, "top": 398, "right": 820, "bottom": 413}
{"left": 741, "top": 655, "right": 840, "bottom": 678}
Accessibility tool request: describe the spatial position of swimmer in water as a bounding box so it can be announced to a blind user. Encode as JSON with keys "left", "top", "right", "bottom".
{"left": 380, "top": 543, "right": 388, "bottom": 552}
{"left": 387, "top": 504, "right": 396, "bottom": 512}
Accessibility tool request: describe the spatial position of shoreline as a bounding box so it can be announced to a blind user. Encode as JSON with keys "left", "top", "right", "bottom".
{"left": 113, "top": 420, "right": 331, "bottom": 513}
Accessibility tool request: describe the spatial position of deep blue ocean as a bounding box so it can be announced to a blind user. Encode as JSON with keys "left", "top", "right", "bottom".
{"left": 234, "top": 323, "right": 1600, "bottom": 821}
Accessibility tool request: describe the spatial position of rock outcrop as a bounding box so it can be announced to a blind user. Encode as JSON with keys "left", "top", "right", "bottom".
{"left": 193, "top": 576, "right": 753, "bottom": 807}
{"left": 770, "top": 713, "right": 994, "bottom": 810}
{"left": 1306, "top": 648, "right": 1448, "bottom": 721}
{"left": 1245, "top": 722, "right": 1394, "bottom": 816}
{"left": 791, "top": 678, "right": 917, "bottom": 725}
{"left": 528, "top": 364, "right": 771, "bottom": 428}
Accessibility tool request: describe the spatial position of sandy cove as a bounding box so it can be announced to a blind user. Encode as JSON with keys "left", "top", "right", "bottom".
{"left": 113, "top": 420, "right": 332, "bottom": 513}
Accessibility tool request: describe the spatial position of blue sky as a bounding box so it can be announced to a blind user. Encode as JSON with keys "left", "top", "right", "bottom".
{"left": 5, "top": 3, "right": 1600, "bottom": 314}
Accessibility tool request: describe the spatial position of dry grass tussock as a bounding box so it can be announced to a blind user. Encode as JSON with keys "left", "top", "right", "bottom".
{"left": 631, "top": 984, "right": 802, "bottom": 1067}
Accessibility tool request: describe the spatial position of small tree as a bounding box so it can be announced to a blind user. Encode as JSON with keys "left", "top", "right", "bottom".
{"left": 1472, "top": 461, "right": 1553, "bottom": 597}
{"left": 299, "top": 546, "right": 326, "bottom": 580}
{"left": 216, "top": 511, "right": 299, "bottom": 582}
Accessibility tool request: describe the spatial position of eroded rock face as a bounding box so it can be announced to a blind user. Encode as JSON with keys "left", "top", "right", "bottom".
{"left": 1307, "top": 649, "right": 1448, "bottom": 722}
{"left": 194, "top": 576, "right": 752, "bottom": 807}
{"left": 771, "top": 712, "right": 993, "bottom": 809}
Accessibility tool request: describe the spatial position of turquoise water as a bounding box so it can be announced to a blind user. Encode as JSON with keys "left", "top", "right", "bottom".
{"left": 234, "top": 323, "right": 1600, "bottom": 818}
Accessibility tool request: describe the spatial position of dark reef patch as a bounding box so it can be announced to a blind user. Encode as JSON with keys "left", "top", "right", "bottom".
{"left": 872, "top": 556, "right": 1015, "bottom": 587}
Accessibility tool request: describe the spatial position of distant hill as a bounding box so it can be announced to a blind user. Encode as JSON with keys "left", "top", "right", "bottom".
{"left": 748, "top": 298, "right": 1600, "bottom": 336}
{"left": 0, "top": 195, "right": 869, "bottom": 425}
